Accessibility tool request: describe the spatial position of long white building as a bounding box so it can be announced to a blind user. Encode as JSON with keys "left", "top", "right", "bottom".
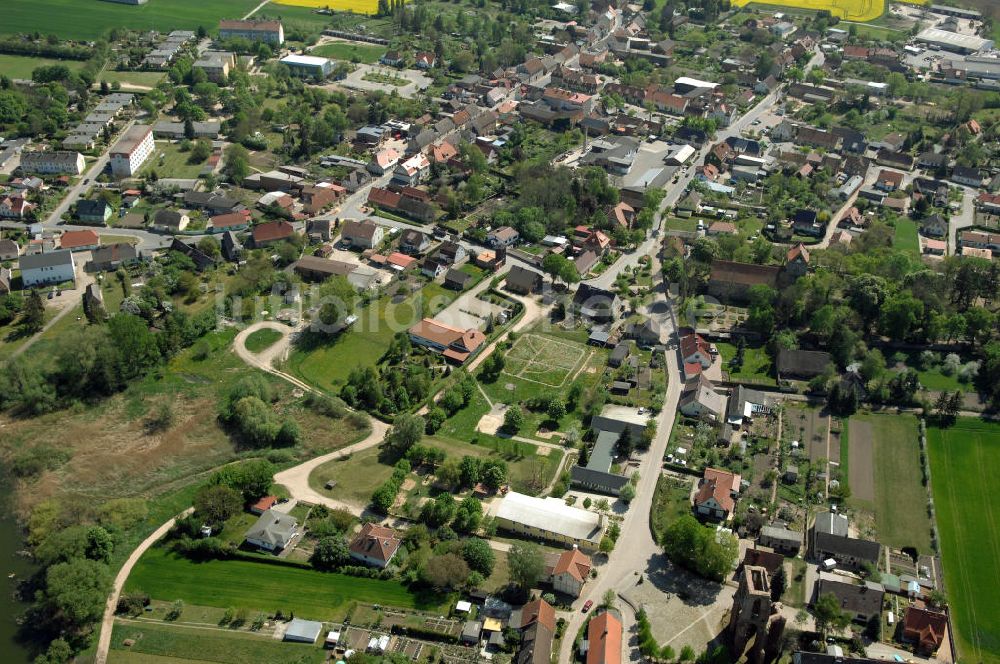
{"left": 20, "top": 151, "right": 86, "bottom": 175}
{"left": 494, "top": 491, "right": 604, "bottom": 551}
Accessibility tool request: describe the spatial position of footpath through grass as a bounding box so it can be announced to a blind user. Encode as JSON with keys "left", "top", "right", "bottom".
{"left": 126, "top": 547, "right": 448, "bottom": 620}
{"left": 928, "top": 418, "right": 1000, "bottom": 664}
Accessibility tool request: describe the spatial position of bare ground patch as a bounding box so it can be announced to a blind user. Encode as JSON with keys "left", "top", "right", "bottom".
{"left": 847, "top": 419, "right": 875, "bottom": 503}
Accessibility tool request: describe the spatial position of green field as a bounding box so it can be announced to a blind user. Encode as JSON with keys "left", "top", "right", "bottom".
{"left": 111, "top": 621, "right": 325, "bottom": 664}
{"left": 288, "top": 282, "right": 457, "bottom": 389}
{"left": 928, "top": 419, "right": 1000, "bottom": 664}
{"left": 126, "top": 547, "right": 448, "bottom": 620}
{"left": 243, "top": 328, "right": 283, "bottom": 353}
{"left": 0, "top": 53, "right": 84, "bottom": 79}
{"left": 97, "top": 70, "right": 167, "bottom": 88}
{"left": 141, "top": 141, "right": 211, "bottom": 180}
{"left": 2, "top": 0, "right": 260, "bottom": 40}
{"left": 310, "top": 42, "right": 386, "bottom": 64}
{"left": 893, "top": 218, "right": 921, "bottom": 256}
{"left": 716, "top": 341, "right": 776, "bottom": 386}
{"left": 852, "top": 413, "right": 932, "bottom": 553}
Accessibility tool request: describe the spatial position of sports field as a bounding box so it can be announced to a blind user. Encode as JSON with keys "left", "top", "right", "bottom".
{"left": 127, "top": 547, "right": 448, "bottom": 620}
{"left": 736, "top": 0, "right": 884, "bottom": 22}
{"left": 502, "top": 333, "right": 587, "bottom": 389}
{"left": 928, "top": 418, "right": 1000, "bottom": 664}
{"left": 2, "top": 0, "right": 259, "bottom": 40}
{"left": 274, "top": 0, "right": 380, "bottom": 13}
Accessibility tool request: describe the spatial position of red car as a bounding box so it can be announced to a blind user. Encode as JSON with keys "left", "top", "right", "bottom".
{"left": 582, "top": 600, "right": 593, "bottom": 613}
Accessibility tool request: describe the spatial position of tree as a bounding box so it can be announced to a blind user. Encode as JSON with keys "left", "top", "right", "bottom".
{"left": 41, "top": 558, "right": 111, "bottom": 631}
{"left": 546, "top": 399, "right": 566, "bottom": 422}
{"left": 502, "top": 406, "right": 524, "bottom": 434}
{"left": 193, "top": 484, "right": 243, "bottom": 524}
{"left": 311, "top": 535, "right": 350, "bottom": 570}
{"left": 813, "top": 592, "right": 850, "bottom": 636}
{"left": 223, "top": 144, "right": 250, "bottom": 183}
{"left": 422, "top": 552, "right": 469, "bottom": 589}
{"left": 209, "top": 459, "right": 275, "bottom": 501}
{"left": 662, "top": 515, "right": 738, "bottom": 582}
{"left": 507, "top": 542, "right": 545, "bottom": 590}
{"left": 384, "top": 413, "right": 425, "bottom": 457}
{"left": 462, "top": 538, "right": 495, "bottom": 575}
{"left": 189, "top": 138, "right": 212, "bottom": 163}
{"left": 453, "top": 496, "right": 483, "bottom": 533}
{"left": 616, "top": 426, "right": 633, "bottom": 458}
{"left": 23, "top": 289, "right": 45, "bottom": 333}
{"left": 603, "top": 588, "right": 617, "bottom": 608}
{"left": 542, "top": 252, "right": 580, "bottom": 284}
{"left": 619, "top": 483, "right": 636, "bottom": 503}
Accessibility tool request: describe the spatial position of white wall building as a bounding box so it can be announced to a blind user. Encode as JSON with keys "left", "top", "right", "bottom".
{"left": 20, "top": 249, "right": 76, "bottom": 287}
{"left": 109, "top": 125, "right": 154, "bottom": 178}
{"left": 20, "top": 151, "right": 86, "bottom": 175}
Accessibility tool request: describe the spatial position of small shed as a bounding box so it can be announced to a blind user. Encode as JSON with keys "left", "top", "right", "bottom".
{"left": 325, "top": 630, "right": 341, "bottom": 647}
{"left": 455, "top": 600, "right": 473, "bottom": 613}
{"left": 461, "top": 620, "right": 483, "bottom": 644}
{"left": 783, "top": 465, "right": 799, "bottom": 484}
{"left": 284, "top": 619, "right": 323, "bottom": 644}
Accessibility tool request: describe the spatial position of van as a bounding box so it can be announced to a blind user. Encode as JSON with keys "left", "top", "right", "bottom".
{"left": 821, "top": 558, "right": 837, "bottom": 571}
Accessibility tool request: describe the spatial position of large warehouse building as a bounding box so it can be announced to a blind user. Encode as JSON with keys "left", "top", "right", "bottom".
{"left": 494, "top": 492, "right": 604, "bottom": 551}
{"left": 916, "top": 28, "right": 993, "bottom": 54}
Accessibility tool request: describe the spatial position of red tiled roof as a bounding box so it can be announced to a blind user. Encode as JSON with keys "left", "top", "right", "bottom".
{"left": 60, "top": 229, "right": 100, "bottom": 249}
{"left": 520, "top": 598, "right": 556, "bottom": 631}
{"left": 587, "top": 612, "right": 622, "bottom": 664}
{"left": 786, "top": 243, "right": 810, "bottom": 263}
{"left": 251, "top": 495, "right": 278, "bottom": 512}
{"left": 552, "top": 548, "right": 592, "bottom": 582}
{"left": 903, "top": 606, "right": 947, "bottom": 652}
{"left": 211, "top": 210, "right": 251, "bottom": 229}
{"left": 252, "top": 220, "right": 294, "bottom": 244}
{"left": 349, "top": 522, "right": 401, "bottom": 564}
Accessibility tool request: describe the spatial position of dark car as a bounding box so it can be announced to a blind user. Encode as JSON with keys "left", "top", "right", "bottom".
{"left": 582, "top": 600, "right": 593, "bottom": 613}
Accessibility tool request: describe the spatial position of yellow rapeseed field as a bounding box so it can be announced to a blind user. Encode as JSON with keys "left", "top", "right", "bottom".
{"left": 733, "top": 0, "right": 885, "bottom": 22}
{"left": 272, "top": 0, "right": 381, "bottom": 14}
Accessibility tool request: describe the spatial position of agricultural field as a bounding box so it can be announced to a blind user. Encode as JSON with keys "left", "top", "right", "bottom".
{"left": 847, "top": 413, "right": 932, "bottom": 553}
{"left": 928, "top": 418, "right": 1000, "bottom": 664}
{"left": 126, "top": 547, "right": 448, "bottom": 620}
{"left": 737, "top": 0, "right": 885, "bottom": 21}
{"left": 310, "top": 41, "right": 386, "bottom": 63}
{"left": 111, "top": 621, "right": 325, "bottom": 664}
{"left": 2, "top": 0, "right": 261, "bottom": 40}
{"left": 0, "top": 54, "right": 84, "bottom": 79}
{"left": 274, "top": 0, "right": 380, "bottom": 14}
{"left": 502, "top": 333, "right": 588, "bottom": 391}
{"left": 893, "top": 218, "right": 921, "bottom": 257}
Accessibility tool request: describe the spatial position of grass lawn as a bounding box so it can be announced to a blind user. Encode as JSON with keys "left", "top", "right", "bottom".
{"left": 661, "top": 217, "right": 698, "bottom": 232}
{"left": 243, "top": 328, "right": 283, "bottom": 353}
{"left": 97, "top": 70, "right": 167, "bottom": 88}
{"left": 0, "top": 53, "right": 84, "bottom": 79}
{"left": 649, "top": 475, "right": 693, "bottom": 543}
{"left": 127, "top": 547, "right": 448, "bottom": 619}
{"left": 851, "top": 413, "right": 932, "bottom": 554}
{"left": 893, "top": 218, "right": 920, "bottom": 257}
{"left": 310, "top": 42, "right": 386, "bottom": 63}
{"left": 1, "top": 0, "right": 261, "bottom": 39}
{"left": 287, "top": 282, "right": 458, "bottom": 389}
{"left": 111, "top": 621, "right": 326, "bottom": 664}
{"left": 140, "top": 141, "right": 210, "bottom": 180}
{"left": 928, "top": 418, "right": 1000, "bottom": 664}
{"left": 716, "top": 341, "right": 776, "bottom": 386}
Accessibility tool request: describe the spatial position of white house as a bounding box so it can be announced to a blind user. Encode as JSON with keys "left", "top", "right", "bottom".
{"left": 244, "top": 509, "right": 298, "bottom": 552}
{"left": 392, "top": 153, "right": 431, "bottom": 187}
{"left": 109, "top": 125, "right": 155, "bottom": 178}
{"left": 20, "top": 151, "right": 86, "bottom": 175}
{"left": 20, "top": 249, "right": 76, "bottom": 287}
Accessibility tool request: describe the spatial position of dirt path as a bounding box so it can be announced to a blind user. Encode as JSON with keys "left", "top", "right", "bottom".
{"left": 242, "top": 0, "right": 270, "bottom": 19}
{"left": 12, "top": 267, "right": 95, "bottom": 359}
{"left": 232, "top": 321, "right": 314, "bottom": 394}
{"left": 94, "top": 507, "right": 194, "bottom": 664}
{"left": 847, "top": 419, "right": 876, "bottom": 503}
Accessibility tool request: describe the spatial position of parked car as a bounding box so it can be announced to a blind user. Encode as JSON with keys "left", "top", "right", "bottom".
{"left": 582, "top": 600, "right": 593, "bottom": 613}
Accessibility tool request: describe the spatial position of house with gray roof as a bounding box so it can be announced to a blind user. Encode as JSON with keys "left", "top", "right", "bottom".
{"left": 20, "top": 249, "right": 76, "bottom": 287}
{"left": 570, "top": 429, "right": 629, "bottom": 495}
{"left": 244, "top": 509, "right": 298, "bottom": 552}
{"left": 759, "top": 525, "right": 802, "bottom": 555}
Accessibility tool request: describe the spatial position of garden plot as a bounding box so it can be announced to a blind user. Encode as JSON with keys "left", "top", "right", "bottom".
{"left": 502, "top": 333, "right": 587, "bottom": 388}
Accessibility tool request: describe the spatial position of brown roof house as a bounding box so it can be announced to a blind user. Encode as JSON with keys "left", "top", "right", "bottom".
{"left": 902, "top": 606, "right": 948, "bottom": 656}
{"left": 707, "top": 260, "right": 781, "bottom": 303}
{"left": 516, "top": 598, "right": 556, "bottom": 664}
{"left": 252, "top": 220, "right": 295, "bottom": 247}
{"left": 340, "top": 218, "right": 384, "bottom": 250}
{"left": 693, "top": 467, "right": 741, "bottom": 520}
{"left": 545, "top": 548, "right": 592, "bottom": 597}
{"left": 408, "top": 318, "right": 486, "bottom": 365}
{"left": 349, "top": 523, "right": 402, "bottom": 568}
{"left": 505, "top": 265, "right": 543, "bottom": 294}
